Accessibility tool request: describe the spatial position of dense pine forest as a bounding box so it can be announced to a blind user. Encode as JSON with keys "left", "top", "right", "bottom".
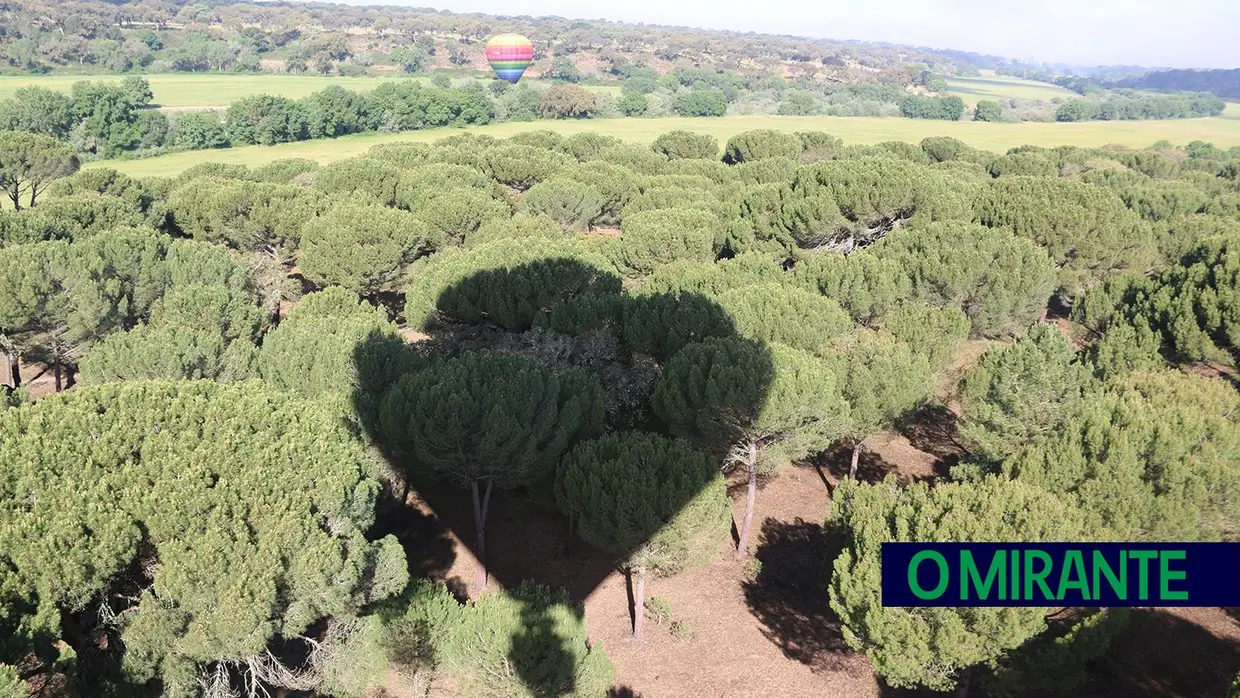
{"left": 1, "top": 119, "right": 1239, "bottom": 696}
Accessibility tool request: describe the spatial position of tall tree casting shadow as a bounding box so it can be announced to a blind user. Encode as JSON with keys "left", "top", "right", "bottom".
{"left": 352, "top": 257, "right": 776, "bottom": 696}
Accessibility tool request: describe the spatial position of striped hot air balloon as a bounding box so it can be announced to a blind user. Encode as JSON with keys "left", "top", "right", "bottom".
{"left": 485, "top": 34, "right": 534, "bottom": 84}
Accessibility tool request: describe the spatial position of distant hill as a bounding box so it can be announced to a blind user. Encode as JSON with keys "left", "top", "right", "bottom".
{"left": 1112, "top": 69, "right": 1240, "bottom": 101}
{"left": 0, "top": 0, "right": 1023, "bottom": 82}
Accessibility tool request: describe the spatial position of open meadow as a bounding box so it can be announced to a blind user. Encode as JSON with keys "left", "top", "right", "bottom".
{"left": 0, "top": 72, "right": 617, "bottom": 108}
{"left": 945, "top": 70, "right": 1076, "bottom": 103}
{"left": 92, "top": 108, "right": 1240, "bottom": 178}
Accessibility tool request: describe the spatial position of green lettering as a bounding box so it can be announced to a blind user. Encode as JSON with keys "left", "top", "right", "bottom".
{"left": 1092, "top": 550, "right": 1127, "bottom": 601}
{"left": 1024, "top": 550, "right": 1054, "bottom": 601}
{"left": 1057, "top": 550, "right": 1089, "bottom": 601}
{"left": 1159, "top": 550, "right": 1188, "bottom": 601}
{"left": 1130, "top": 550, "right": 1158, "bottom": 600}
{"left": 909, "top": 551, "right": 949, "bottom": 600}
{"left": 1011, "top": 547, "right": 1019, "bottom": 600}
{"left": 961, "top": 550, "right": 1005, "bottom": 601}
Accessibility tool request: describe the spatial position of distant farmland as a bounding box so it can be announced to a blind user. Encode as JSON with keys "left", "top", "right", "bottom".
{"left": 91, "top": 111, "right": 1240, "bottom": 178}
{"left": 945, "top": 71, "right": 1076, "bottom": 103}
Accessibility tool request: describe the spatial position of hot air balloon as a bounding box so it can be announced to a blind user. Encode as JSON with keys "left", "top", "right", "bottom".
{"left": 485, "top": 34, "right": 534, "bottom": 84}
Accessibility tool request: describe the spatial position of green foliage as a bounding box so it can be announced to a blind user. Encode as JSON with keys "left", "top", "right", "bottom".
{"left": 408, "top": 187, "right": 510, "bottom": 245}
{"left": 539, "top": 85, "right": 598, "bottom": 119}
{"left": 520, "top": 178, "right": 606, "bottom": 231}
{"left": 1075, "top": 235, "right": 1240, "bottom": 366}
{"left": 1118, "top": 180, "right": 1210, "bottom": 224}
{"left": 0, "top": 381, "right": 405, "bottom": 692}
{"left": 828, "top": 476, "right": 1083, "bottom": 691}
{"left": 559, "top": 161, "right": 640, "bottom": 226}
{"left": 58, "top": 226, "right": 171, "bottom": 344}
{"left": 224, "top": 93, "right": 307, "bottom": 145}
{"left": 420, "top": 581, "right": 615, "bottom": 698}
{"left": 258, "top": 292, "right": 407, "bottom": 409}
{"left": 791, "top": 252, "right": 912, "bottom": 324}
{"left": 168, "top": 110, "right": 228, "bottom": 150}
{"left": 0, "top": 130, "right": 79, "bottom": 210}
{"left": 313, "top": 157, "right": 403, "bottom": 206}
{"left": 380, "top": 351, "right": 605, "bottom": 489}
{"left": 303, "top": 85, "right": 374, "bottom": 139}
{"left": 723, "top": 129, "right": 803, "bottom": 164}
{"left": 643, "top": 597, "right": 674, "bottom": 625}
{"left": 78, "top": 324, "right": 239, "bottom": 384}
{"left": 149, "top": 283, "right": 265, "bottom": 343}
{"left": 485, "top": 144, "right": 573, "bottom": 191}
{"left": 898, "top": 94, "right": 965, "bottom": 120}
{"left": 974, "top": 176, "right": 1155, "bottom": 295}
{"left": 671, "top": 88, "right": 727, "bottom": 117}
{"left": 653, "top": 338, "right": 850, "bottom": 467}
{"left": 651, "top": 130, "right": 719, "bottom": 160}
{"left": 0, "top": 86, "right": 74, "bottom": 139}
{"left": 13, "top": 192, "right": 144, "bottom": 242}
{"left": 920, "top": 136, "right": 994, "bottom": 166}
{"left": 167, "top": 178, "right": 325, "bottom": 260}
{"left": 716, "top": 283, "right": 853, "bottom": 353}
{"left": 469, "top": 213, "right": 563, "bottom": 248}
{"left": 1002, "top": 370, "right": 1240, "bottom": 540}
{"left": 825, "top": 329, "right": 935, "bottom": 441}
{"left": 556, "top": 432, "right": 730, "bottom": 573}
{"left": 609, "top": 208, "right": 718, "bottom": 276}
{"left": 881, "top": 303, "right": 970, "bottom": 370}
{"left": 959, "top": 324, "right": 1097, "bottom": 462}
{"left": 973, "top": 100, "right": 1003, "bottom": 122}
{"left": 619, "top": 292, "right": 734, "bottom": 362}
{"left": 777, "top": 92, "right": 818, "bottom": 116}
{"left": 0, "top": 665, "right": 21, "bottom": 698}
{"left": 988, "top": 151, "right": 1058, "bottom": 178}
{"left": 299, "top": 201, "right": 434, "bottom": 295}
{"left": 618, "top": 92, "right": 649, "bottom": 116}
{"left": 404, "top": 238, "right": 621, "bottom": 331}
{"left": 984, "top": 609, "right": 1131, "bottom": 696}
{"left": 871, "top": 222, "right": 1057, "bottom": 336}
{"left": 642, "top": 253, "right": 784, "bottom": 296}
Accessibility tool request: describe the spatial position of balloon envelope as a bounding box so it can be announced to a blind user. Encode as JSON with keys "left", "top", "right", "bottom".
{"left": 486, "top": 34, "right": 534, "bottom": 84}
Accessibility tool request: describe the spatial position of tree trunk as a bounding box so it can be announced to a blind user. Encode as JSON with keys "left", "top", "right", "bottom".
{"left": 734, "top": 441, "right": 759, "bottom": 559}
{"left": 849, "top": 441, "right": 863, "bottom": 479}
{"left": 471, "top": 479, "right": 494, "bottom": 592}
{"left": 53, "top": 354, "right": 62, "bottom": 393}
{"left": 632, "top": 565, "right": 646, "bottom": 639}
{"left": 0, "top": 336, "right": 18, "bottom": 389}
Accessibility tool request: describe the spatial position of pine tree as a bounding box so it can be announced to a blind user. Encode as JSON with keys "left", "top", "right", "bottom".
{"left": 555, "top": 432, "right": 730, "bottom": 637}
{"left": 379, "top": 352, "right": 605, "bottom": 589}
{"left": 653, "top": 338, "right": 850, "bottom": 556}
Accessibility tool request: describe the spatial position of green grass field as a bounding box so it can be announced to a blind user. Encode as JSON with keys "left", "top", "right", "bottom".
{"left": 89, "top": 111, "right": 1240, "bottom": 178}
{"left": 0, "top": 73, "right": 616, "bottom": 108}
{"left": 945, "top": 71, "right": 1076, "bottom": 103}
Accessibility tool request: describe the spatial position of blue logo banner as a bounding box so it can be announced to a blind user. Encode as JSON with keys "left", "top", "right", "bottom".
{"left": 881, "top": 542, "right": 1240, "bottom": 607}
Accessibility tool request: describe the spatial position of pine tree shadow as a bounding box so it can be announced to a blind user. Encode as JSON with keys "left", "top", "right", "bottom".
{"left": 812, "top": 442, "right": 905, "bottom": 484}
{"left": 900, "top": 403, "right": 968, "bottom": 475}
{"left": 352, "top": 258, "right": 775, "bottom": 697}
{"left": 742, "top": 517, "right": 860, "bottom": 675}
{"left": 1071, "top": 609, "right": 1240, "bottom": 698}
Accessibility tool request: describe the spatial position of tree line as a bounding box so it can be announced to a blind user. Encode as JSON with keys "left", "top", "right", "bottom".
{"left": 1054, "top": 90, "right": 1226, "bottom": 122}
{"left": 1, "top": 125, "right": 1239, "bottom": 696}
